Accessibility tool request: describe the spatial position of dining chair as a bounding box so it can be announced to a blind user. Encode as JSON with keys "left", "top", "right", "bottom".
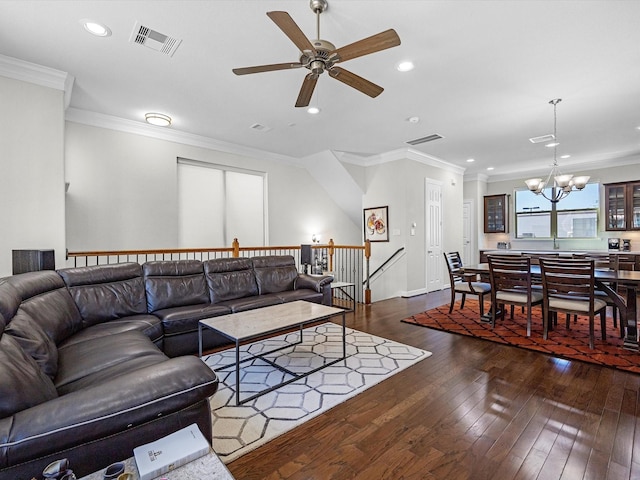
{"left": 443, "top": 252, "right": 491, "bottom": 317}
{"left": 487, "top": 255, "right": 542, "bottom": 336}
{"left": 573, "top": 253, "right": 622, "bottom": 337}
{"left": 539, "top": 257, "right": 607, "bottom": 349}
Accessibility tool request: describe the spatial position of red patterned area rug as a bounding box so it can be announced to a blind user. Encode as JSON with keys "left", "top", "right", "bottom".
{"left": 402, "top": 299, "right": 640, "bottom": 375}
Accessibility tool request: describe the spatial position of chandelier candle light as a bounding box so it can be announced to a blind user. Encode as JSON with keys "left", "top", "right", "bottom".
{"left": 525, "top": 99, "right": 590, "bottom": 203}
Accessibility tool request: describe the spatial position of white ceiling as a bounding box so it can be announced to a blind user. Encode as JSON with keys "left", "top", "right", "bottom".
{"left": 1, "top": 0, "right": 639, "bottom": 181}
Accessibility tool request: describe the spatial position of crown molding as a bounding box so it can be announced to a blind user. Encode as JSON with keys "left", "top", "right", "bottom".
{"left": 65, "top": 108, "right": 302, "bottom": 167}
{"left": 0, "top": 54, "right": 74, "bottom": 108}
{"left": 339, "top": 147, "right": 466, "bottom": 175}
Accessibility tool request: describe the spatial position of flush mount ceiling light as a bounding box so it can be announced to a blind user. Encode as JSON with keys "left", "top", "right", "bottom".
{"left": 466, "top": 158, "right": 475, "bottom": 163}
{"left": 525, "top": 99, "right": 589, "bottom": 203}
{"left": 397, "top": 61, "right": 414, "bottom": 72}
{"left": 145, "top": 113, "right": 172, "bottom": 127}
{"left": 80, "top": 19, "right": 111, "bottom": 37}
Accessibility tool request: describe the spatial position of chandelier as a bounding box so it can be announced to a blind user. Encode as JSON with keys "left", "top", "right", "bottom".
{"left": 524, "top": 99, "right": 589, "bottom": 203}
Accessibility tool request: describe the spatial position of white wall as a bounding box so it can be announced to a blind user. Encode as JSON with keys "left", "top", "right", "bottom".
{"left": 478, "top": 159, "right": 640, "bottom": 252}
{"left": 0, "top": 76, "right": 66, "bottom": 277}
{"left": 64, "top": 122, "right": 361, "bottom": 259}
{"left": 362, "top": 155, "right": 464, "bottom": 301}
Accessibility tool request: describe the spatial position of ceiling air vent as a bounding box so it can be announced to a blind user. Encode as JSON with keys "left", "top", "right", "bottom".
{"left": 130, "top": 22, "right": 182, "bottom": 57}
{"left": 250, "top": 123, "right": 271, "bottom": 132}
{"left": 529, "top": 134, "right": 555, "bottom": 144}
{"left": 406, "top": 134, "right": 443, "bottom": 146}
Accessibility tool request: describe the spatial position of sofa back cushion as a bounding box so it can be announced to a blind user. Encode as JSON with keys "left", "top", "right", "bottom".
{"left": 1, "top": 271, "right": 83, "bottom": 345}
{"left": 57, "top": 263, "right": 147, "bottom": 327}
{"left": 143, "top": 260, "right": 209, "bottom": 312}
{"left": 204, "top": 258, "right": 258, "bottom": 303}
{"left": 252, "top": 255, "right": 298, "bottom": 294}
{"left": 0, "top": 331, "right": 58, "bottom": 418}
{"left": 4, "top": 310, "right": 58, "bottom": 378}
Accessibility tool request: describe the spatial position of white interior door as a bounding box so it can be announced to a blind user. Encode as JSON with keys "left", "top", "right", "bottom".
{"left": 425, "top": 179, "right": 443, "bottom": 292}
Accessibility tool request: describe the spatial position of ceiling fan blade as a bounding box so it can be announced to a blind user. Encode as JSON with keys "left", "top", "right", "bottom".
{"left": 328, "top": 67, "right": 383, "bottom": 98}
{"left": 330, "top": 29, "right": 401, "bottom": 63}
{"left": 295, "top": 73, "right": 319, "bottom": 107}
{"left": 267, "top": 11, "right": 317, "bottom": 56}
{"left": 233, "top": 62, "right": 302, "bottom": 75}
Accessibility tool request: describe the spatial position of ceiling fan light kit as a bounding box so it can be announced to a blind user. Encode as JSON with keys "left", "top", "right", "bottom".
{"left": 232, "top": 0, "right": 400, "bottom": 107}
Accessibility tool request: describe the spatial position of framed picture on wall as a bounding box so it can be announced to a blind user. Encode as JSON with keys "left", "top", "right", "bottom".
{"left": 363, "top": 206, "right": 389, "bottom": 242}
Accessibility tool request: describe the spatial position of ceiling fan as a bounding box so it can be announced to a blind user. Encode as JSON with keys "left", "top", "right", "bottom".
{"left": 232, "top": 0, "right": 401, "bottom": 107}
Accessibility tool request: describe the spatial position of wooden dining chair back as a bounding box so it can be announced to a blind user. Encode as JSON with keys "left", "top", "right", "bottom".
{"left": 444, "top": 252, "right": 491, "bottom": 316}
{"left": 487, "top": 255, "right": 542, "bottom": 336}
{"left": 539, "top": 258, "right": 607, "bottom": 349}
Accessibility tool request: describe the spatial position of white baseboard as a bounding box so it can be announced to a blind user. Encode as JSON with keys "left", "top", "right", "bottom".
{"left": 401, "top": 288, "right": 428, "bottom": 298}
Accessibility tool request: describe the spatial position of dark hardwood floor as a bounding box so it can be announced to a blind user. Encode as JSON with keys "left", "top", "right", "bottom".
{"left": 226, "top": 291, "right": 640, "bottom": 480}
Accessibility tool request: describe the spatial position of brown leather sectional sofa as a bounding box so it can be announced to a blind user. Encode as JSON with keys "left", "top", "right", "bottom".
{"left": 0, "top": 255, "right": 333, "bottom": 479}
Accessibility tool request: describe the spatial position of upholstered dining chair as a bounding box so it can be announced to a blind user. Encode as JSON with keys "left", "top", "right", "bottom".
{"left": 487, "top": 255, "right": 542, "bottom": 336}
{"left": 444, "top": 252, "right": 491, "bottom": 317}
{"left": 573, "top": 253, "right": 622, "bottom": 337}
{"left": 539, "top": 257, "right": 607, "bottom": 349}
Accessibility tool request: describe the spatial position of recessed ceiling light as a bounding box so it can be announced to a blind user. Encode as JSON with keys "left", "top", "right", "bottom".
{"left": 487, "top": 167, "right": 494, "bottom": 171}
{"left": 545, "top": 142, "right": 560, "bottom": 148}
{"left": 307, "top": 106, "right": 321, "bottom": 115}
{"left": 145, "top": 113, "right": 171, "bottom": 127}
{"left": 80, "top": 19, "right": 111, "bottom": 37}
{"left": 407, "top": 116, "right": 420, "bottom": 123}
{"left": 466, "top": 158, "right": 475, "bottom": 163}
{"left": 397, "top": 61, "right": 414, "bottom": 72}
{"left": 560, "top": 154, "right": 571, "bottom": 159}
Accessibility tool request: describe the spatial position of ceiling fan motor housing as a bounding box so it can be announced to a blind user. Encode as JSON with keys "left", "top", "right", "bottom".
{"left": 300, "top": 39, "right": 337, "bottom": 72}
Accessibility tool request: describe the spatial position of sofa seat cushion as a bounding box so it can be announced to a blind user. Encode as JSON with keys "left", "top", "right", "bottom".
{"left": 218, "top": 293, "right": 283, "bottom": 313}
{"left": 55, "top": 331, "right": 166, "bottom": 395}
{"left": 59, "top": 314, "right": 164, "bottom": 348}
{"left": 153, "top": 304, "right": 232, "bottom": 335}
{"left": 276, "top": 289, "right": 323, "bottom": 304}
{"left": 0, "top": 356, "right": 218, "bottom": 471}
{"left": 0, "top": 333, "right": 58, "bottom": 418}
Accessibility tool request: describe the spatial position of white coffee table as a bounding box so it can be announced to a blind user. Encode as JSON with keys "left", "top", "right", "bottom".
{"left": 199, "top": 300, "right": 347, "bottom": 405}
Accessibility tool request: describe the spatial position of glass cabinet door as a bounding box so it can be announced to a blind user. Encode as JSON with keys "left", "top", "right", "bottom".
{"left": 605, "top": 184, "right": 627, "bottom": 231}
{"left": 630, "top": 183, "right": 640, "bottom": 230}
{"left": 484, "top": 194, "right": 508, "bottom": 233}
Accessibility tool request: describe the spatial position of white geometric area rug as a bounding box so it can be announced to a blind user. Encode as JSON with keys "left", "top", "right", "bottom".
{"left": 203, "top": 322, "right": 431, "bottom": 463}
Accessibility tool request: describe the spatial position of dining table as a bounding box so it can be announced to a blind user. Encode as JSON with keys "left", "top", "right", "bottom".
{"left": 463, "top": 263, "right": 640, "bottom": 351}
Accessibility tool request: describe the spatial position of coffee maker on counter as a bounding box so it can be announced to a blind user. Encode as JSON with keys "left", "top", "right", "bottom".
{"left": 623, "top": 239, "right": 631, "bottom": 251}
{"left": 608, "top": 238, "right": 620, "bottom": 250}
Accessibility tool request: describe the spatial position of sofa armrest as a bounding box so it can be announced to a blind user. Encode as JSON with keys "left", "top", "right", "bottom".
{"left": 0, "top": 356, "right": 218, "bottom": 468}
{"left": 295, "top": 273, "right": 334, "bottom": 293}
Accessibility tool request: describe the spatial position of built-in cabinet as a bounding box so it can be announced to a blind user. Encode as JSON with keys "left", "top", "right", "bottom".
{"left": 484, "top": 194, "right": 508, "bottom": 233}
{"left": 604, "top": 181, "right": 640, "bottom": 231}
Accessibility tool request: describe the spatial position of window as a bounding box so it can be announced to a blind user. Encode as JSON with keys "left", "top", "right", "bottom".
{"left": 515, "top": 183, "right": 599, "bottom": 238}
{"left": 177, "top": 158, "right": 266, "bottom": 247}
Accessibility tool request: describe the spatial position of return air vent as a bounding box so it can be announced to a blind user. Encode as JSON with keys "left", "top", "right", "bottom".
{"left": 406, "top": 134, "right": 444, "bottom": 146}
{"left": 529, "top": 134, "right": 555, "bottom": 144}
{"left": 130, "top": 22, "right": 182, "bottom": 57}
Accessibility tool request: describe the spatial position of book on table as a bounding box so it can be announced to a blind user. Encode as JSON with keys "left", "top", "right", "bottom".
{"left": 133, "top": 424, "right": 210, "bottom": 480}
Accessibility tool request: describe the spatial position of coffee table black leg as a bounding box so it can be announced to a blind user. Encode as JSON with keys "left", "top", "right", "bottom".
{"left": 235, "top": 339, "right": 241, "bottom": 406}
{"left": 342, "top": 311, "right": 346, "bottom": 358}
